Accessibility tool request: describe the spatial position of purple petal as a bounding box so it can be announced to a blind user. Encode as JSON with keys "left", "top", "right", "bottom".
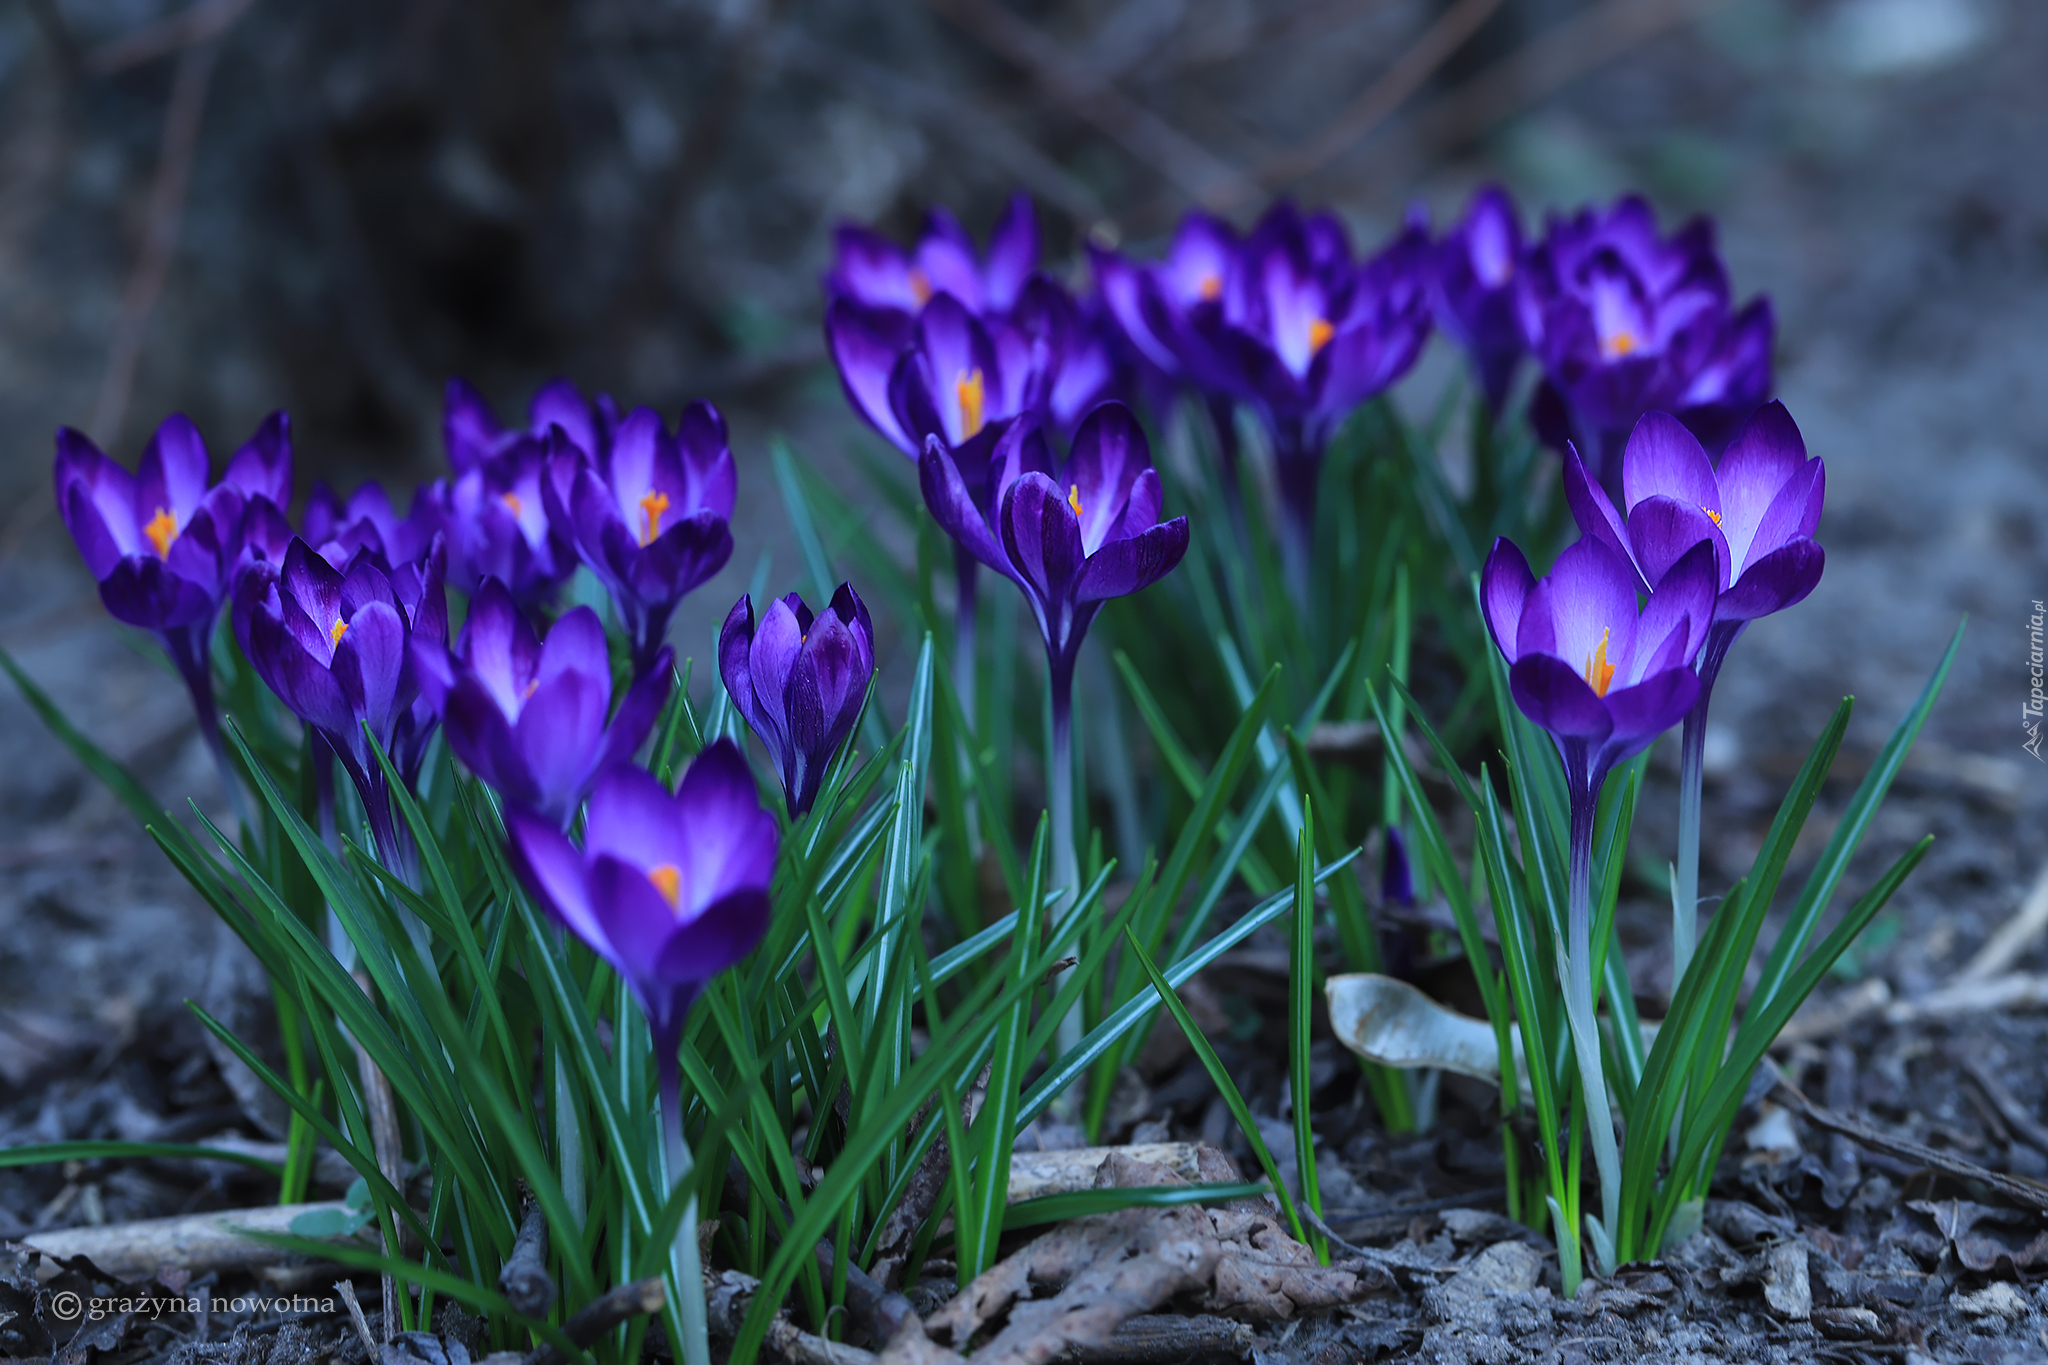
{"left": 1480, "top": 538, "right": 1536, "bottom": 664}
{"left": 222, "top": 412, "right": 293, "bottom": 506}
{"left": 746, "top": 595, "right": 806, "bottom": 756}
{"left": 672, "top": 739, "right": 778, "bottom": 909}
{"left": 585, "top": 765, "right": 686, "bottom": 871}
{"left": 97, "top": 556, "right": 217, "bottom": 630}
{"left": 653, "top": 889, "right": 771, "bottom": 989}
{"left": 281, "top": 538, "right": 345, "bottom": 635}
{"left": 1000, "top": 472, "right": 1086, "bottom": 617}
{"left": 605, "top": 409, "right": 665, "bottom": 525}
{"left": 1629, "top": 539, "right": 1717, "bottom": 683}
{"left": 443, "top": 674, "right": 531, "bottom": 804}
{"left": 529, "top": 379, "right": 599, "bottom": 458}
{"left": 331, "top": 599, "right": 408, "bottom": 736}
{"left": 919, "top": 436, "right": 1013, "bottom": 579}
{"left": 1508, "top": 654, "right": 1615, "bottom": 744}
{"left": 1720, "top": 538, "right": 1824, "bottom": 621}
{"left": 517, "top": 667, "right": 610, "bottom": 825}
{"left": 1626, "top": 494, "right": 1729, "bottom": 594}
{"left": 533, "top": 605, "right": 609, "bottom": 700}
{"left": 589, "top": 855, "right": 692, "bottom": 996}
{"left": 599, "top": 646, "right": 674, "bottom": 775}
{"left": 1600, "top": 666, "right": 1701, "bottom": 763}
{"left": 828, "top": 224, "right": 919, "bottom": 312}
{"left": 914, "top": 206, "right": 984, "bottom": 312}
{"left": 675, "top": 401, "right": 737, "bottom": 519}
{"left": 1561, "top": 444, "right": 1644, "bottom": 592}
{"left": 720, "top": 595, "right": 760, "bottom": 731}
{"left": 1524, "top": 537, "right": 1641, "bottom": 677}
{"left": 443, "top": 377, "right": 503, "bottom": 473}
{"left": 1062, "top": 403, "right": 1152, "bottom": 555}
{"left": 1074, "top": 517, "right": 1189, "bottom": 604}
{"left": 505, "top": 807, "right": 613, "bottom": 965}
{"left": 983, "top": 191, "right": 1038, "bottom": 313}
{"left": 825, "top": 299, "right": 918, "bottom": 455}
{"left": 136, "top": 414, "right": 211, "bottom": 525}
{"left": 1621, "top": 410, "right": 1719, "bottom": 514}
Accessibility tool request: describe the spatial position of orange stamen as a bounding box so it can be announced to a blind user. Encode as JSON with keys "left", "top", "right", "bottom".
{"left": 144, "top": 507, "right": 179, "bottom": 558}
{"left": 1068, "top": 484, "right": 1084, "bottom": 518}
{"left": 1308, "top": 318, "right": 1334, "bottom": 354}
{"left": 955, "top": 368, "right": 986, "bottom": 440}
{"left": 638, "top": 490, "right": 671, "bottom": 547}
{"left": 1703, "top": 507, "right": 1722, "bottom": 526}
{"left": 1197, "top": 274, "right": 1222, "bottom": 301}
{"left": 1603, "top": 330, "right": 1639, "bottom": 359}
{"left": 908, "top": 268, "right": 932, "bottom": 306}
{"left": 1582, "top": 628, "right": 1616, "bottom": 698}
{"left": 647, "top": 863, "right": 682, "bottom": 910}
{"left": 330, "top": 618, "right": 349, "bottom": 647}
{"left": 502, "top": 492, "right": 524, "bottom": 516}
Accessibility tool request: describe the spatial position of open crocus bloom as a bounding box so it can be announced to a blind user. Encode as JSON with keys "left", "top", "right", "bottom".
{"left": 54, "top": 413, "right": 293, "bottom": 749}
{"left": 1518, "top": 196, "right": 1773, "bottom": 488}
{"left": 505, "top": 740, "right": 777, "bottom": 1052}
{"left": 543, "top": 406, "right": 735, "bottom": 677}
{"left": 825, "top": 191, "right": 1038, "bottom": 320}
{"left": 234, "top": 537, "right": 448, "bottom": 826}
{"left": 1091, "top": 210, "right": 1241, "bottom": 388}
{"left": 720, "top": 583, "right": 876, "bottom": 819}
{"left": 1482, "top": 534, "right": 1718, "bottom": 791}
{"left": 1564, "top": 404, "right": 1825, "bottom": 629}
{"left": 921, "top": 402, "right": 1188, "bottom": 679}
{"left": 827, "top": 291, "right": 1033, "bottom": 470}
{"left": 414, "top": 578, "right": 672, "bottom": 828}
{"left": 425, "top": 437, "right": 577, "bottom": 608}
{"left": 1432, "top": 185, "right": 1527, "bottom": 415}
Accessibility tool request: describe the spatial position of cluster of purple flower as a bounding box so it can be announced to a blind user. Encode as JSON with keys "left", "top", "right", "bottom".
{"left": 53, "top": 381, "right": 881, "bottom": 1043}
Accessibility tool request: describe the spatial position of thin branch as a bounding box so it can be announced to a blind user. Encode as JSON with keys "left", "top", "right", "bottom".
{"left": 88, "top": 35, "right": 221, "bottom": 449}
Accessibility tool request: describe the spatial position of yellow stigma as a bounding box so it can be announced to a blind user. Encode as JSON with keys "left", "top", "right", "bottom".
{"left": 1603, "top": 329, "right": 1639, "bottom": 359}
{"left": 1582, "top": 628, "right": 1616, "bottom": 698}
{"left": 908, "top": 267, "right": 932, "bottom": 306}
{"left": 1197, "top": 273, "right": 1222, "bottom": 301}
{"left": 1308, "top": 318, "right": 1335, "bottom": 354}
{"left": 638, "top": 490, "right": 671, "bottom": 547}
{"left": 647, "top": 863, "right": 682, "bottom": 910}
{"left": 330, "top": 617, "right": 349, "bottom": 647}
{"left": 1703, "top": 507, "right": 1723, "bottom": 526}
{"left": 1068, "top": 483, "right": 1084, "bottom": 518}
{"left": 144, "top": 507, "right": 179, "bottom": 558}
{"left": 955, "top": 368, "right": 986, "bottom": 440}
{"left": 502, "top": 492, "right": 524, "bottom": 516}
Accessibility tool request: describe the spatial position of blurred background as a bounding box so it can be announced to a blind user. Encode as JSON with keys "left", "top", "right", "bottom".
{"left": 0, "top": 0, "right": 2043, "bottom": 1069}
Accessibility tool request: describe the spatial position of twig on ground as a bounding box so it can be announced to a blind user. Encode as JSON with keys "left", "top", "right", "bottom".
{"left": 1958, "top": 1054, "right": 2048, "bottom": 1157}
{"left": 498, "top": 1197, "right": 557, "bottom": 1320}
{"left": 1956, "top": 861, "right": 2048, "bottom": 985}
{"left": 814, "top": 1238, "right": 919, "bottom": 1344}
{"left": 1771, "top": 1078, "right": 2048, "bottom": 1213}
{"left": 88, "top": 35, "right": 222, "bottom": 448}
{"left": 521, "top": 1276, "right": 665, "bottom": 1365}
{"left": 705, "top": 1268, "right": 875, "bottom": 1365}
{"left": 336, "top": 1278, "right": 378, "bottom": 1361}
{"left": 19, "top": 1201, "right": 357, "bottom": 1277}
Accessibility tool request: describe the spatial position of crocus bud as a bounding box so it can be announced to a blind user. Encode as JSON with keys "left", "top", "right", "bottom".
{"left": 719, "top": 583, "right": 877, "bottom": 818}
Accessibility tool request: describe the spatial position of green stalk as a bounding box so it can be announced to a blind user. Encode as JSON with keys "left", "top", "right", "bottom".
{"left": 1291, "top": 802, "right": 1326, "bottom": 1264}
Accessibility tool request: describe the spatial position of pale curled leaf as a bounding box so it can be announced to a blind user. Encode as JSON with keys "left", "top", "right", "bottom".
{"left": 1325, "top": 974, "right": 1527, "bottom": 1090}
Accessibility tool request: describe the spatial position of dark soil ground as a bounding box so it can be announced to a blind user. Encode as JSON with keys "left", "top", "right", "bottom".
{"left": 5, "top": 0, "right": 2048, "bottom": 1362}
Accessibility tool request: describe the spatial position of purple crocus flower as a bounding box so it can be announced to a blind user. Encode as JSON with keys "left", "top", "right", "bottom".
{"left": 825, "top": 191, "right": 1038, "bottom": 320}
{"left": 53, "top": 413, "right": 293, "bottom": 773}
{"left": 1433, "top": 185, "right": 1527, "bottom": 415}
{"left": 421, "top": 437, "right": 578, "bottom": 607}
{"left": 1173, "top": 202, "right": 1434, "bottom": 592}
{"left": 414, "top": 577, "right": 673, "bottom": 828}
{"left": 543, "top": 406, "right": 736, "bottom": 678}
{"left": 505, "top": 739, "right": 777, "bottom": 1054}
{"left": 719, "top": 583, "right": 876, "bottom": 819}
{"left": 1517, "top": 195, "right": 1773, "bottom": 493}
{"left": 1480, "top": 528, "right": 1719, "bottom": 1260}
{"left": 302, "top": 480, "right": 433, "bottom": 568}
{"left": 233, "top": 536, "right": 448, "bottom": 873}
{"left": 1562, "top": 402, "right": 1825, "bottom": 981}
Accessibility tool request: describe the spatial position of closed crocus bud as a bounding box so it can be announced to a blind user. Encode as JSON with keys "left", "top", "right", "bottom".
{"left": 1482, "top": 533, "right": 1718, "bottom": 796}
{"left": 414, "top": 578, "right": 672, "bottom": 828}
{"left": 719, "top": 583, "right": 876, "bottom": 818}
{"left": 53, "top": 412, "right": 294, "bottom": 762}
{"left": 505, "top": 739, "right": 777, "bottom": 1052}
{"left": 1517, "top": 196, "right": 1772, "bottom": 492}
{"left": 1433, "top": 185, "right": 1528, "bottom": 415}
{"left": 542, "top": 406, "right": 736, "bottom": 679}
{"left": 233, "top": 536, "right": 447, "bottom": 867}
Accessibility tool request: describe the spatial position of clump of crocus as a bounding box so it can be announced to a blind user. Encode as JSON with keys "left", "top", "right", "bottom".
{"left": 1482, "top": 530, "right": 1718, "bottom": 1270}
{"left": 1518, "top": 195, "right": 1773, "bottom": 493}
{"left": 422, "top": 437, "right": 578, "bottom": 608}
{"left": 504, "top": 738, "right": 776, "bottom": 1254}
{"left": 719, "top": 583, "right": 876, "bottom": 820}
{"left": 53, "top": 413, "right": 293, "bottom": 799}
{"left": 1432, "top": 185, "right": 1528, "bottom": 416}
{"left": 414, "top": 577, "right": 673, "bottom": 828}
{"left": 1116, "top": 201, "right": 1433, "bottom": 600}
{"left": 233, "top": 537, "right": 448, "bottom": 878}
{"left": 1563, "top": 403, "right": 1825, "bottom": 981}
{"left": 543, "top": 406, "right": 736, "bottom": 679}
{"left": 923, "top": 402, "right": 1187, "bottom": 1006}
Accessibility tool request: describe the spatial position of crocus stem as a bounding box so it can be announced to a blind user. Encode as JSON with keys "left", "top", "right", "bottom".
{"left": 1560, "top": 759, "right": 1621, "bottom": 1280}
{"left": 953, "top": 544, "right": 979, "bottom": 724}
{"left": 1275, "top": 456, "right": 1317, "bottom": 615}
{"left": 1048, "top": 651, "right": 1082, "bottom": 1071}
{"left": 1671, "top": 621, "right": 1743, "bottom": 991}
{"left": 1205, "top": 394, "right": 1249, "bottom": 551}
{"left": 165, "top": 622, "right": 257, "bottom": 837}
{"left": 658, "top": 1052, "right": 711, "bottom": 1365}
